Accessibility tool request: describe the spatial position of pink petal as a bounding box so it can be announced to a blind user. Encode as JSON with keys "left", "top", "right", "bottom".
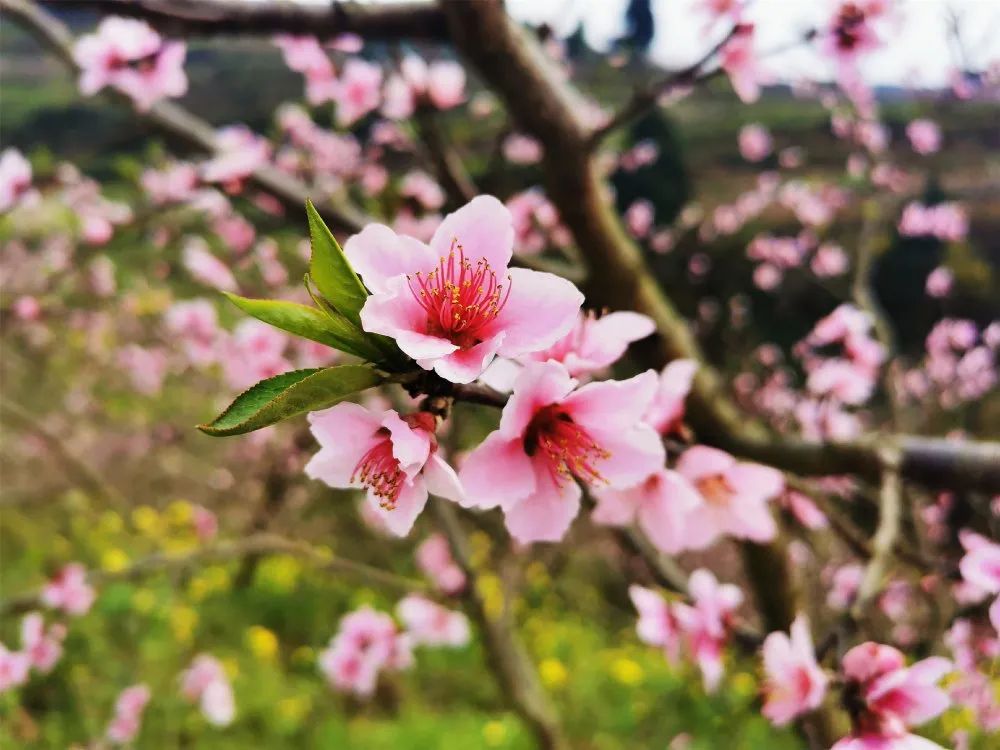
{"left": 371, "top": 480, "right": 429, "bottom": 537}
{"left": 637, "top": 471, "right": 702, "bottom": 554}
{"left": 424, "top": 332, "right": 504, "bottom": 384}
{"left": 429, "top": 195, "right": 514, "bottom": 272}
{"left": 422, "top": 453, "right": 465, "bottom": 505}
{"left": 726, "top": 462, "right": 785, "bottom": 501}
{"left": 360, "top": 276, "right": 458, "bottom": 359}
{"left": 675, "top": 445, "right": 736, "bottom": 483}
{"left": 503, "top": 463, "right": 581, "bottom": 544}
{"left": 590, "top": 486, "right": 639, "bottom": 526}
{"left": 497, "top": 360, "right": 576, "bottom": 440}
{"left": 589, "top": 423, "right": 665, "bottom": 488}
{"left": 344, "top": 223, "right": 438, "bottom": 293}
{"left": 306, "top": 403, "right": 382, "bottom": 487}
{"left": 457, "top": 433, "right": 536, "bottom": 509}
{"left": 382, "top": 410, "right": 431, "bottom": 478}
{"left": 490, "top": 268, "right": 584, "bottom": 356}
{"left": 563, "top": 369, "right": 659, "bottom": 432}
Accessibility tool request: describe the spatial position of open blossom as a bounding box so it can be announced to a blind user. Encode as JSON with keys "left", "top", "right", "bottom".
{"left": 898, "top": 202, "right": 968, "bottom": 243}
{"left": 106, "top": 684, "right": 151, "bottom": 745}
{"left": 306, "top": 404, "right": 463, "bottom": 536}
{"left": 332, "top": 59, "right": 383, "bottom": 126}
{"left": 720, "top": 25, "right": 760, "bottom": 103}
{"left": 958, "top": 531, "right": 1000, "bottom": 633}
{"left": 21, "top": 613, "right": 64, "bottom": 673}
{"left": 273, "top": 35, "right": 336, "bottom": 105}
{"left": 40, "top": 563, "right": 95, "bottom": 616}
{"left": 666, "top": 446, "right": 783, "bottom": 548}
{"left": 906, "top": 119, "right": 941, "bottom": 155}
{"left": 200, "top": 126, "right": 272, "bottom": 186}
{"left": 141, "top": 161, "right": 198, "bottom": 205}
{"left": 0, "top": 148, "right": 35, "bottom": 212}
{"left": 180, "top": 654, "right": 235, "bottom": 727}
{"left": 630, "top": 585, "right": 683, "bottom": 662}
{"left": 674, "top": 569, "right": 744, "bottom": 692}
{"left": 761, "top": 615, "right": 828, "bottom": 726}
{"left": 834, "top": 642, "right": 951, "bottom": 750}
{"left": 459, "top": 361, "right": 664, "bottom": 544}
{"left": 738, "top": 124, "right": 772, "bottom": 162}
{"left": 396, "top": 595, "right": 470, "bottom": 648}
{"left": 182, "top": 237, "right": 238, "bottom": 292}
{"left": 318, "top": 607, "right": 412, "bottom": 698}
{"left": 0, "top": 643, "right": 31, "bottom": 693}
{"left": 346, "top": 196, "right": 583, "bottom": 384}
{"left": 643, "top": 359, "right": 697, "bottom": 435}
{"left": 400, "top": 54, "right": 467, "bottom": 110}
{"left": 400, "top": 170, "right": 446, "bottom": 211}
{"left": 592, "top": 468, "right": 702, "bottom": 554}
{"left": 74, "top": 17, "right": 186, "bottom": 111}
{"left": 415, "top": 534, "right": 466, "bottom": 595}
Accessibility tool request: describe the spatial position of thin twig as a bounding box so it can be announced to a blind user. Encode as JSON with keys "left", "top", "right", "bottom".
{"left": 851, "top": 445, "right": 903, "bottom": 619}
{"left": 0, "top": 532, "right": 428, "bottom": 617}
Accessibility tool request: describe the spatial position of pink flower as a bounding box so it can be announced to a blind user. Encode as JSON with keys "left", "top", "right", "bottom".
{"left": 106, "top": 684, "right": 151, "bottom": 744}
{"left": 21, "top": 613, "right": 64, "bottom": 673}
{"left": 305, "top": 405, "right": 463, "bottom": 536}
{"left": 720, "top": 25, "right": 760, "bottom": 103}
{"left": 924, "top": 267, "right": 953, "bottom": 298}
{"left": 200, "top": 126, "right": 272, "bottom": 186}
{"left": 460, "top": 361, "right": 664, "bottom": 544}
{"left": 906, "top": 119, "right": 941, "bottom": 155}
{"left": 825, "top": 1, "right": 885, "bottom": 65}
{"left": 761, "top": 615, "right": 828, "bottom": 726}
{"left": 811, "top": 242, "right": 849, "bottom": 277}
{"left": 40, "top": 563, "right": 95, "bottom": 616}
{"left": 502, "top": 134, "right": 543, "bottom": 165}
{"left": 192, "top": 505, "right": 218, "bottom": 542}
{"left": 398, "top": 54, "right": 467, "bottom": 110}
{"left": 592, "top": 468, "right": 701, "bottom": 554}
{"left": 625, "top": 199, "right": 655, "bottom": 238}
{"left": 643, "top": 359, "right": 698, "bottom": 435}
{"left": 0, "top": 148, "right": 34, "bottom": 212}
{"left": 221, "top": 319, "right": 291, "bottom": 390}
{"left": 396, "top": 595, "right": 470, "bottom": 647}
{"left": 739, "top": 124, "right": 772, "bottom": 162}
{"left": 12, "top": 295, "right": 41, "bottom": 322}
{"left": 0, "top": 644, "right": 30, "bottom": 693}
{"left": 669, "top": 446, "right": 783, "bottom": 548}
{"left": 182, "top": 237, "right": 238, "bottom": 292}
{"left": 74, "top": 17, "right": 186, "bottom": 111}
{"left": 828, "top": 562, "right": 864, "bottom": 611}
{"left": 346, "top": 196, "right": 583, "bottom": 384}
{"left": 400, "top": 170, "right": 446, "bottom": 211}
{"left": 513, "top": 309, "right": 656, "bottom": 379}
{"left": 141, "top": 161, "right": 198, "bottom": 205}
{"left": 629, "top": 585, "right": 683, "bottom": 662}
{"left": 318, "top": 607, "right": 412, "bottom": 698}
{"left": 834, "top": 642, "right": 951, "bottom": 750}
{"left": 180, "top": 654, "right": 235, "bottom": 727}
{"left": 164, "top": 299, "right": 220, "bottom": 367}
{"left": 415, "top": 533, "right": 466, "bottom": 595}
{"left": 333, "top": 59, "right": 383, "bottom": 126}
{"left": 674, "top": 569, "right": 743, "bottom": 692}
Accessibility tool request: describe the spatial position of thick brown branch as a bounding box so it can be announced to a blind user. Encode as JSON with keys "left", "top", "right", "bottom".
{"left": 2, "top": 0, "right": 370, "bottom": 233}
{"left": 36, "top": 0, "right": 448, "bottom": 41}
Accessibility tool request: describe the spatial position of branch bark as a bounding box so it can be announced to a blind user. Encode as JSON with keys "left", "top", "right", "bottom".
{"left": 2, "top": 0, "right": 370, "bottom": 233}
{"left": 36, "top": 0, "right": 448, "bottom": 41}
{"left": 431, "top": 499, "right": 568, "bottom": 750}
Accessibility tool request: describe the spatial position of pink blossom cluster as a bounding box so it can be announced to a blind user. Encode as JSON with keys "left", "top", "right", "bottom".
{"left": 106, "top": 683, "right": 152, "bottom": 744}
{"left": 900, "top": 319, "right": 998, "bottom": 408}
{"left": 630, "top": 569, "right": 744, "bottom": 691}
{"left": 720, "top": 24, "right": 762, "bottom": 104}
{"left": 415, "top": 533, "right": 466, "bottom": 595}
{"left": 958, "top": 531, "right": 1000, "bottom": 636}
{"left": 778, "top": 181, "right": 847, "bottom": 228}
{"left": 396, "top": 595, "right": 470, "bottom": 648}
{"left": 40, "top": 563, "right": 96, "bottom": 616}
{"left": 0, "top": 613, "right": 66, "bottom": 693}
{"left": 797, "top": 304, "right": 884, "bottom": 408}
{"left": 383, "top": 54, "right": 466, "bottom": 119}
{"left": 898, "top": 202, "right": 968, "bottom": 242}
{"left": 74, "top": 17, "right": 187, "bottom": 111}
{"left": 200, "top": 125, "right": 273, "bottom": 190}
{"left": 317, "top": 607, "right": 413, "bottom": 697}
{"left": 505, "top": 188, "right": 572, "bottom": 255}
{"left": 276, "top": 105, "right": 364, "bottom": 189}
{"left": 180, "top": 654, "right": 236, "bottom": 726}
{"left": 618, "top": 139, "right": 660, "bottom": 172}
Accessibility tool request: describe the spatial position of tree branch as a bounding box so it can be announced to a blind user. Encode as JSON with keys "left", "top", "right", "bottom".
{"left": 0, "top": 532, "right": 428, "bottom": 617}
{"left": 851, "top": 446, "right": 904, "bottom": 619}
{"left": 36, "top": 0, "right": 448, "bottom": 41}
{"left": 2, "top": 0, "right": 370, "bottom": 233}
{"left": 430, "top": 499, "right": 568, "bottom": 750}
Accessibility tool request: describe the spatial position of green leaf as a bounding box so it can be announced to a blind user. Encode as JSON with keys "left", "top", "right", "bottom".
{"left": 198, "top": 365, "right": 383, "bottom": 436}
{"left": 306, "top": 199, "right": 368, "bottom": 327}
{"left": 222, "top": 292, "right": 383, "bottom": 361}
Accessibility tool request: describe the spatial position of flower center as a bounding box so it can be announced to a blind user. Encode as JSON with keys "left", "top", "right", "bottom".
{"left": 408, "top": 239, "right": 511, "bottom": 349}
{"left": 833, "top": 3, "right": 867, "bottom": 52}
{"left": 696, "top": 475, "right": 733, "bottom": 506}
{"left": 523, "top": 404, "right": 610, "bottom": 487}
{"left": 352, "top": 429, "right": 404, "bottom": 509}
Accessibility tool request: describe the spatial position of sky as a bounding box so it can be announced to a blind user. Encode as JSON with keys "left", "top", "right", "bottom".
{"left": 343, "top": 0, "right": 1000, "bottom": 87}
